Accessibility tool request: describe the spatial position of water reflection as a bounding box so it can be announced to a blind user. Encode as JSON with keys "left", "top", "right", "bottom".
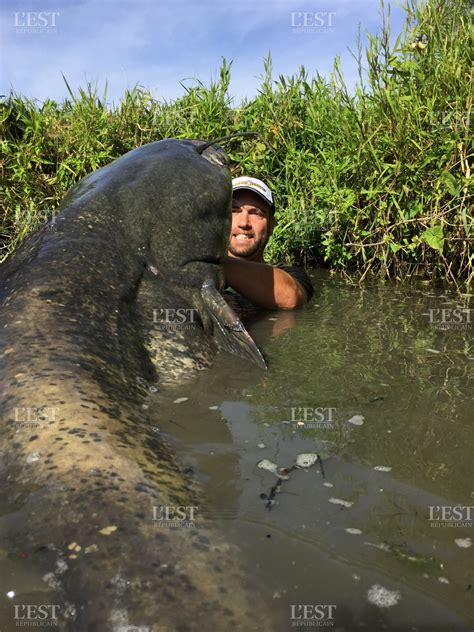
{"left": 154, "top": 270, "right": 473, "bottom": 630}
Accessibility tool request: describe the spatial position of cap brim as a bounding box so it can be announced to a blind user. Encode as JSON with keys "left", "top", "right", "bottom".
{"left": 232, "top": 186, "right": 275, "bottom": 212}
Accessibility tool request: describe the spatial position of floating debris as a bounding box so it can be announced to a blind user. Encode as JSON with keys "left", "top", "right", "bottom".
{"left": 346, "top": 528, "right": 362, "bottom": 535}
{"left": 84, "top": 544, "right": 98, "bottom": 554}
{"left": 295, "top": 453, "right": 318, "bottom": 468}
{"left": 438, "top": 577, "right": 450, "bottom": 584}
{"left": 257, "top": 459, "right": 280, "bottom": 476}
{"left": 257, "top": 443, "right": 266, "bottom": 449}
{"left": 258, "top": 453, "right": 324, "bottom": 511}
{"left": 68, "top": 554, "right": 78, "bottom": 560}
{"left": 6, "top": 591, "right": 15, "bottom": 598}
{"left": 374, "top": 465, "right": 392, "bottom": 472}
{"left": 323, "top": 482, "right": 334, "bottom": 488}
{"left": 455, "top": 538, "right": 472, "bottom": 548}
{"left": 257, "top": 459, "right": 292, "bottom": 481}
{"left": 99, "top": 525, "right": 118, "bottom": 536}
{"left": 329, "top": 498, "right": 353, "bottom": 508}
{"left": 26, "top": 451, "right": 41, "bottom": 464}
{"left": 364, "top": 541, "right": 391, "bottom": 552}
{"left": 425, "top": 348, "right": 440, "bottom": 354}
{"left": 67, "top": 542, "right": 81, "bottom": 552}
{"left": 347, "top": 415, "right": 364, "bottom": 426}
{"left": 260, "top": 479, "right": 282, "bottom": 510}
{"left": 367, "top": 584, "right": 401, "bottom": 608}
{"left": 173, "top": 397, "right": 188, "bottom": 404}
{"left": 209, "top": 406, "right": 219, "bottom": 410}
{"left": 352, "top": 574, "right": 361, "bottom": 582}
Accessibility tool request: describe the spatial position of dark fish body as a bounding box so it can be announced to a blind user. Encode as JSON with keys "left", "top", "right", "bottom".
{"left": 0, "top": 140, "right": 268, "bottom": 630}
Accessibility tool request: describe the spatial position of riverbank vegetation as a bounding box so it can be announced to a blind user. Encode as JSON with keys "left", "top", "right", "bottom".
{"left": 1, "top": 0, "right": 472, "bottom": 286}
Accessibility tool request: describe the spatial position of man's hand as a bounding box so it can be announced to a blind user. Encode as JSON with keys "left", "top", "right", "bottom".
{"left": 224, "top": 257, "right": 308, "bottom": 310}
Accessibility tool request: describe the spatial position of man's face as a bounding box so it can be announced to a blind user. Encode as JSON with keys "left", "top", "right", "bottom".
{"left": 228, "top": 189, "right": 274, "bottom": 261}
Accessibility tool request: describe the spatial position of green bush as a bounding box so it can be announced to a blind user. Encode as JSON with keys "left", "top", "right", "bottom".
{"left": 1, "top": 0, "right": 472, "bottom": 286}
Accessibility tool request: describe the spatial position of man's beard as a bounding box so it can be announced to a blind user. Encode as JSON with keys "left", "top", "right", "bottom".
{"left": 229, "top": 233, "right": 268, "bottom": 259}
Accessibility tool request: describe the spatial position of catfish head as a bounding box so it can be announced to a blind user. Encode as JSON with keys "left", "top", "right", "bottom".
{"left": 144, "top": 139, "right": 266, "bottom": 370}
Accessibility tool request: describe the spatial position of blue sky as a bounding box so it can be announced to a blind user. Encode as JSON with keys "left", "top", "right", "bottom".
{"left": 1, "top": 0, "right": 407, "bottom": 106}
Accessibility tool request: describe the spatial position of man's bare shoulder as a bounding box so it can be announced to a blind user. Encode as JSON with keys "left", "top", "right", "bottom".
{"left": 275, "top": 264, "right": 314, "bottom": 301}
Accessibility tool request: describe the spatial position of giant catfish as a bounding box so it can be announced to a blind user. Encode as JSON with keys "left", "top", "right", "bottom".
{"left": 0, "top": 139, "right": 269, "bottom": 631}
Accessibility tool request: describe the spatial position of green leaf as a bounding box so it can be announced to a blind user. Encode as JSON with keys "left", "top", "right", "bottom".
{"left": 421, "top": 226, "right": 444, "bottom": 252}
{"left": 442, "top": 171, "right": 461, "bottom": 197}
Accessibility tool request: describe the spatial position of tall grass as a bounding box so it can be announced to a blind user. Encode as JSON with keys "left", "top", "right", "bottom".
{"left": 1, "top": 0, "right": 472, "bottom": 286}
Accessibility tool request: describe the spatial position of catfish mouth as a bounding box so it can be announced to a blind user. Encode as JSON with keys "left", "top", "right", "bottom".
{"left": 200, "top": 278, "right": 267, "bottom": 370}
{"left": 148, "top": 260, "right": 266, "bottom": 369}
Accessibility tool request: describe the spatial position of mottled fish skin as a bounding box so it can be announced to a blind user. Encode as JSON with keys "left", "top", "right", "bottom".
{"left": 0, "top": 140, "right": 271, "bottom": 631}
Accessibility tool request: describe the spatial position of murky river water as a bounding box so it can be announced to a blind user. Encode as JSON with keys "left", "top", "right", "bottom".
{"left": 152, "top": 269, "right": 473, "bottom": 632}
{"left": 1, "top": 269, "right": 472, "bottom": 631}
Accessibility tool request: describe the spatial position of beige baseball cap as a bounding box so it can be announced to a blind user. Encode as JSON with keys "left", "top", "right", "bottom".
{"left": 232, "top": 176, "right": 275, "bottom": 213}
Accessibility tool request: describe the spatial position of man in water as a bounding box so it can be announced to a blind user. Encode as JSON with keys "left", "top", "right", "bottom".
{"left": 224, "top": 177, "right": 313, "bottom": 309}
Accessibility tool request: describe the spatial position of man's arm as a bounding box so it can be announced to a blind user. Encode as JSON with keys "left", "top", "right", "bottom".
{"left": 224, "top": 257, "right": 309, "bottom": 310}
